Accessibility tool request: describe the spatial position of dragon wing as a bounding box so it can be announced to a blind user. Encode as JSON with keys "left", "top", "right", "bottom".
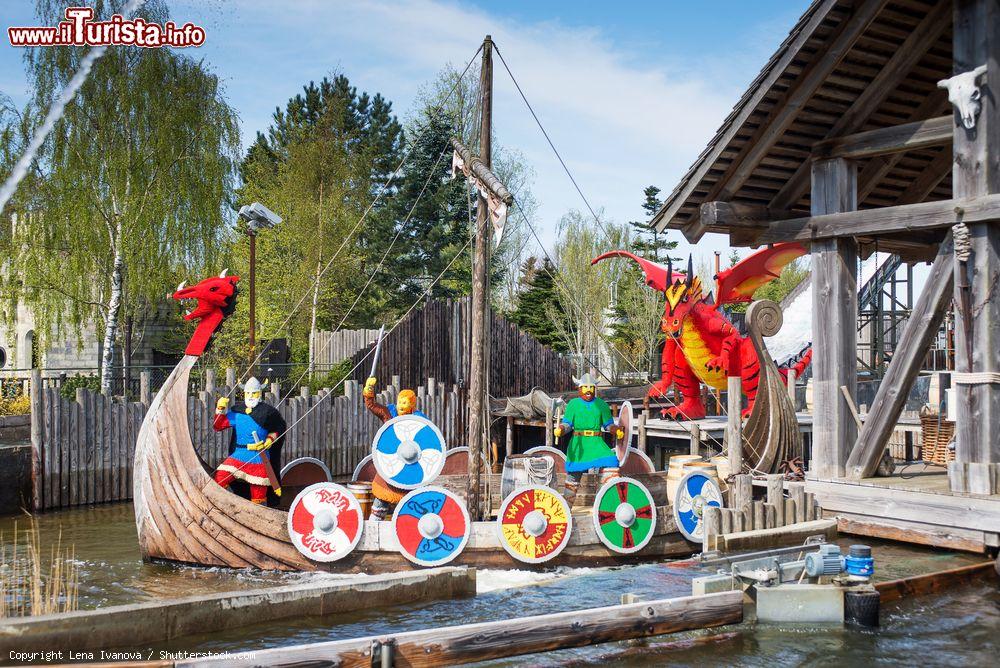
{"left": 714, "top": 242, "right": 807, "bottom": 306}
{"left": 591, "top": 250, "right": 685, "bottom": 292}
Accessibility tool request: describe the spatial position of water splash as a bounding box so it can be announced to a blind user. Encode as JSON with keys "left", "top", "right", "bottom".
{"left": 0, "top": 0, "right": 148, "bottom": 214}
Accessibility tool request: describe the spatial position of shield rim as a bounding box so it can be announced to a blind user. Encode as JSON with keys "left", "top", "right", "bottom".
{"left": 672, "top": 470, "right": 724, "bottom": 542}
{"left": 371, "top": 414, "right": 448, "bottom": 490}
{"left": 280, "top": 456, "right": 332, "bottom": 482}
{"left": 591, "top": 476, "right": 657, "bottom": 554}
{"left": 496, "top": 485, "right": 573, "bottom": 564}
{"left": 391, "top": 485, "right": 471, "bottom": 567}
{"left": 286, "top": 482, "right": 365, "bottom": 562}
{"left": 616, "top": 401, "right": 633, "bottom": 465}
{"left": 523, "top": 445, "right": 567, "bottom": 463}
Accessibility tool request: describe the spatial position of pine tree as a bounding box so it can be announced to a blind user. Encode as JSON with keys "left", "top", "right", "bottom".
{"left": 382, "top": 109, "right": 470, "bottom": 314}
{"left": 508, "top": 257, "right": 567, "bottom": 352}
{"left": 627, "top": 186, "right": 673, "bottom": 261}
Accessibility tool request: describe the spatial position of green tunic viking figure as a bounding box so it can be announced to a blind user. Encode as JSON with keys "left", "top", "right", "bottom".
{"left": 553, "top": 373, "right": 624, "bottom": 505}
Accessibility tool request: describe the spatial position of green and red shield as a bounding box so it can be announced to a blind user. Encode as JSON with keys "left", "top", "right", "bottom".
{"left": 592, "top": 477, "right": 656, "bottom": 554}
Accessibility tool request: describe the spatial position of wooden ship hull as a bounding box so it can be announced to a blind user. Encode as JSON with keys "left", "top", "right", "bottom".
{"left": 133, "top": 355, "right": 694, "bottom": 573}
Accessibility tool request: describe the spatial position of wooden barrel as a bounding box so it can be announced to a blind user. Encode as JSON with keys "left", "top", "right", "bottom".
{"left": 666, "top": 455, "right": 703, "bottom": 502}
{"left": 346, "top": 482, "right": 373, "bottom": 519}
{"left": 710, "top": 455, "right": 731, "bottom": 481}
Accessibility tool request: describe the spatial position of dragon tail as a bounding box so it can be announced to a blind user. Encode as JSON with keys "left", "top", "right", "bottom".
{"left": 777, "top": 345, "right": 813, "bottom": 385}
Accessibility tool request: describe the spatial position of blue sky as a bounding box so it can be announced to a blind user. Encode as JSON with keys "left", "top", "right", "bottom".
{"left": 1, "top": 0, "right": 811, "bottom": 262}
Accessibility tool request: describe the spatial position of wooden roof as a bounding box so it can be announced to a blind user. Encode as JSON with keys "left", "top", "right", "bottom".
{"left": 654, "top": 0, "right": 953, "bottom": 259}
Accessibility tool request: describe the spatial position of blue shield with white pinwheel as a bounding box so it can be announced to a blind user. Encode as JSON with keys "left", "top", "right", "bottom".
{"left": 673, "top": 471, "right": 724, "bottom": 542}
{"left": 372, "top": 415, "right": 447, "bottom": 489}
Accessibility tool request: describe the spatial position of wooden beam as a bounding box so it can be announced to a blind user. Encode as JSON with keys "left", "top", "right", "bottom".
{"left": 836, "top": 513, "right": 988, "bottom": 553}
{"left": 951, "top": 0, "right": 1000, "bottom": 478}
{"left": 699, "top": 201, "right": 794, "bottom": 229}
{"left": 894, "top": 147, "right": 953, "bottom": 206}
{"left": 181, "top": 591, "right": 744, "bottom": 668}
{"left": 770, "top": 0, "right": 953, "bottom": 209}
{"left": 846, "top": 233, "right": 955, "bottom": 480}
{"left": 656, "top": 0, "right": 888, "bottom": 239}
{"left": 756, "top": 194, "right": 1000, "bottom": 244}
{"left": 811, "top": 116, "right": 952, "bottom": 161}
{"left": 810, "top": 158, "right": 857, "bottom": 479}
{"left": 876, "top": 562, "right": 999, "bottom": 603}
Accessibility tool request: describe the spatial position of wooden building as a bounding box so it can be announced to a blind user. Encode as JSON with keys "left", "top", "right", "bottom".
{"left": 654, "top": 0, "right": 1000, "bottom": 551}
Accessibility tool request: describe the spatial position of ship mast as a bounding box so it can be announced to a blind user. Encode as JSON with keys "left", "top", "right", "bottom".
{"left": 466, "top": 35, "right": 493, "bottom": 521}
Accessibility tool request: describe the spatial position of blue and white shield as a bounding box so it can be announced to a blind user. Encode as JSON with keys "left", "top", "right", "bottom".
{"left": 372, "top": 415, "right": 447, "bottom": 489}
{"left": 672, "top": 470, "right": 724, "bottom": 542}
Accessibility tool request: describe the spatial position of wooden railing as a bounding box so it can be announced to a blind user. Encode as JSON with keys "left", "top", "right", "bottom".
{"left": 29, "top": 369, "right": 466, "bottom": 511}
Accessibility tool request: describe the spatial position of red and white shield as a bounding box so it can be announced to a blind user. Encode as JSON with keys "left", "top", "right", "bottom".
{"left": 287, "top": 483, "right": 364, "bottom": 562}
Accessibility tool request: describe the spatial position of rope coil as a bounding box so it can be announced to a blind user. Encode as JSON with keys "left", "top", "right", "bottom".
{"left": 952, "top": 371, "right": 1000, "bottom": 384}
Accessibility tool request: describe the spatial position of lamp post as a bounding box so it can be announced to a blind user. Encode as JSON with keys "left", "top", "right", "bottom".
{"left": 237, "top": 202, "right": 282, "bottom": 366}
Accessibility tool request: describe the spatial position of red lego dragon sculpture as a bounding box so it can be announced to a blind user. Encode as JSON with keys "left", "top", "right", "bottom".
{"left": 172, "top": 270, "right": 240, "bottom": 356}
{"left": 593, "top": 243, "right": 812, "bottom": 420}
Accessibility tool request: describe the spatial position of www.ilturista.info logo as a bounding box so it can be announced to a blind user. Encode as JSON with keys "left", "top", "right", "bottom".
{"left": 8, "top": 7, "right": 205, "bottom": 48}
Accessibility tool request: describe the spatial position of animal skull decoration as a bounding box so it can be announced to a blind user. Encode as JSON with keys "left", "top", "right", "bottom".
{"left": 938, "top": 65, "right": 988, "bottom": 130}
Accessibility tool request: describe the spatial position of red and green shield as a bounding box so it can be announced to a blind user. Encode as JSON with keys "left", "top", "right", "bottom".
{"left": 592, "top": 477, "right": 656, "bottom": 554}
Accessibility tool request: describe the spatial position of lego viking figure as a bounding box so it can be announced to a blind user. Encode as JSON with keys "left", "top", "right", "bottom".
{"left": 363, "top": 375, "right": 427, "bottom": 520}
{"left": 213, "top": 377, "right": 284, "bottom": 504}
{"left": 553, "top": 373, "right": 624, "bottom": 505}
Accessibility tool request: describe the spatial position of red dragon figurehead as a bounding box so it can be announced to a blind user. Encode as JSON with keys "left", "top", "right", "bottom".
{"left": 172, "top": 270, "right": 240, "bottom": 356}
{"left": 661, "top": 255, "right": 704, "bottom": 338}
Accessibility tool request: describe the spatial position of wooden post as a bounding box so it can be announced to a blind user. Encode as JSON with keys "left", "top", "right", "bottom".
{"left": 505, "top": 416, "right": 514, "bottom": 459}
{"left": 951, "top": 0, "right": 1000, "bottom": 486}
{"left": 766, "top": 474, "right": 784, "bottom": 527}
{"left": 810, "top": 157, "right": 858, "bottom": 479}
{"left": 139, "top": 371, "right": 151, "bottom": 407}
{"left": 731, "top": 473, "right": 752, "bottom": 512}
{"left": 703, "top": 505, "right": 720, "bottom": 553}
{"left": 225, "top": 367, "right": 236, "bottom": 389}
{"left": 637, "top": 412, "right": 647, "bottom": 454}
{"left": 270, "top": 381, "right": 281, "bottom": 403}
{"left": 466, "top": 35, "right": 493, "bottom": 519}
{"left": 786, "top": 368, "right": 797, "bottom": 409}
{"left": 29, "top": 369, "right": 42, "bottom": 511}
{"left": 205, "top": 369, "right": 216, "bottom": 395}
{"left": 847, "top": 236, "right": 955, "bottom": 479}
{"left": 689, "top": 423, "right": 701, "bottom": 457}
{"left": 724, "top": 376, "right": 742, "bottom": 476}
{"left": 544, "top": 401, "right": 554, "bottom": 447}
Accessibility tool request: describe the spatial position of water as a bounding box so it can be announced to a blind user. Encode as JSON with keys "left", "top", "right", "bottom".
{"left": 2, "top": 504, "right": 998, "bottom": 665}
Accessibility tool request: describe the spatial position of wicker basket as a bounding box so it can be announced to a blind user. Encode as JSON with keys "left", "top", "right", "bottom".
{"left": 920, "top": 413, "right": 955, "bottom": 465}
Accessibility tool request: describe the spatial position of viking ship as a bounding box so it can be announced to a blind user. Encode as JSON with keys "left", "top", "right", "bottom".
{"left": 133, "top": 345, "right": 693, "bottom": 571}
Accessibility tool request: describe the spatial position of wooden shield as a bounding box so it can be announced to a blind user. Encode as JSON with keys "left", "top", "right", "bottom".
{"left": 392, "top": 487, "right": 470, "bottom": 567}
{"left": 496, "top": 486, "right": 573, "bottom": 564}
{"left": 592, "top": 477, "right": 656, "bottom": 554}
{"left": 673, "top": 471, "right": 724, "bottom": 542}
{"left": 372, "top": 415, "right": 447, "bottom": 489}
{"left": 616, "top": 401, "right": 633, "bottom": 465}
{"left": 287, "top": 483, "right": 364, "bottom": 562}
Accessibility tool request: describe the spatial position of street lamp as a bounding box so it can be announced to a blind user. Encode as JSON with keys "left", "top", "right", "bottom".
{"left": 237, "top": 202, "right": 282, "bottom": 364}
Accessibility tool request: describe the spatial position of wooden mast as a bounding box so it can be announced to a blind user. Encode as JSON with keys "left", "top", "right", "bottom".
{"left": 466, "top": 35, "right": 493, "bottom": 520}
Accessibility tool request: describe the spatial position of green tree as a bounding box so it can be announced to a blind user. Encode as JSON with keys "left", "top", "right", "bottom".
{"left": 3, "top": 0, "right": 240, "bottom": 392}
{"left": 224, "top": 74, "right": 405, "bottom": 371}
{"left": 382, "top": 109, "right": 471, "bottom": 314}
{"left": 508, "top": 257, "right": 566, "bottom": 352}
{"left": 628, "top": 186, "right": 672, "bottom": 261}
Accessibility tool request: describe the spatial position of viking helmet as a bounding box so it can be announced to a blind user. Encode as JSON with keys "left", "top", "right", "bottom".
{"left": 244, "top": 376, "right": 263, "bottom": 409}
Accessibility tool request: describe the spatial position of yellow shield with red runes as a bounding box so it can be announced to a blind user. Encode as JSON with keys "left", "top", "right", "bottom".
{"left": 496, "top": 486, "right": 573, "bottom": 564}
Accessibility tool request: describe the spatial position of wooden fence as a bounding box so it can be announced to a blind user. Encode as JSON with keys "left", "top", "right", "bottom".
{"left": 310, "top": 328, "right": 381, "bottom": 370}
{"left": 348, "top": 297, "right": 576, "bottom": 397}
{"left": 29, "top": 370, "right": 466, "bottom": 511}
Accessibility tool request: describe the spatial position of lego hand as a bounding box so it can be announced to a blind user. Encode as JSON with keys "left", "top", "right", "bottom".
{"left": 216, "top": 396, "right": 229, "bottom": 413}
{"left": 553, "top": 425, "right": 563, "bottom": 438}
{"left": 263, "top": 436, "right": 274, "bottom": 450}
{"left": 363, "top": 376, "right": 377, "bottom": 398}
{"left": 616, "top": 427, "right": 625, "bottom": 440}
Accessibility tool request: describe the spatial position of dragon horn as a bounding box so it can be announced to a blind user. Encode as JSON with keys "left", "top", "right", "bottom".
{"left": 177, "top": 280, "right": 186, "bottom": 292}
{"left": 666, "top": 256, "right": 673, "bottom": 289}
{"left": 686, "top": 254, "right": 694, "bottom": 286}
{"left": 219, "top": 268, "right": 228, "bottom": 278}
